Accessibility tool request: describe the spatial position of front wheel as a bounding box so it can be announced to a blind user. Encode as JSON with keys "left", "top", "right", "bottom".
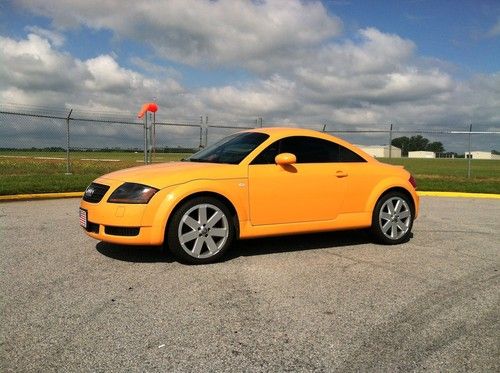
{"left": 371, "top": 191, "right": 414, "bottom": 245}
{"left": 166, "top": 197, "right": 235, "bottom": 264}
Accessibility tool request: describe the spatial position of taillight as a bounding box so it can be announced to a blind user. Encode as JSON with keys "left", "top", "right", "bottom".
{"left": 409, "top": 175, "right": 417, "bottom": 189}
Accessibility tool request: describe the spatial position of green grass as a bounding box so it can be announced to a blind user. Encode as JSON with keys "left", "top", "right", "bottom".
{"left": 0, "top": 150, "right": 189, "bottom": 162}
{"left": 379, "top": 158, "right": 500, "bottom": 194}
{"left": 1, "top": 152, "right": 499, "bottom": 195}
{"left": 0, "top": 151, "right": 192, "bottom": 195}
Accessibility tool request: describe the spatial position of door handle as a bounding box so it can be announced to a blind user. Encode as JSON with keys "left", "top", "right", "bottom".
{"left": 335, "top": 170, "right": 348, "bottom": 178}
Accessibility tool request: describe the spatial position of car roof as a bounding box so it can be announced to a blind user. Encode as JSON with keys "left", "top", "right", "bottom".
{"left": 246, "top": 127, "right": 322, "bottom": 136}
{"left": 245, "top": 126, "right": 346, "bottom": 145}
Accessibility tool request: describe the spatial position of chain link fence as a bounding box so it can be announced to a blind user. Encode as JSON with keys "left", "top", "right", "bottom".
{"left": 1, "top": 105, "right": 499, "bottom": 190}
{"left": 0, "top": 108, "right": 261, "bottom": 151}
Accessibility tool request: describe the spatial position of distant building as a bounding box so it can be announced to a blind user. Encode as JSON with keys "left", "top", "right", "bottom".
{"left": 408, "top": 151, "right": 436, "bottom": 159}
{"left": 436, "top": 152, "right": 456, "bottom": 158}
{"left": 357, "top": 145, "right": 401, "bottom": 158}
{"left": 465, "top": 151, "right": 500, "bottom": 160}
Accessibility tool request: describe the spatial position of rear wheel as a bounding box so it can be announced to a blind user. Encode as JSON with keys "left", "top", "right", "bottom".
{"left": 371, "top": 191, "right": 414, "bottom": 244}
{"left": 166, "top": 197, "right": 235, "bottom": 264}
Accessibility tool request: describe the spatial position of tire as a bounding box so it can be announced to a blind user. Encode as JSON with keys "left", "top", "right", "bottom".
{"left": 371, "top": 191, "right": 414, "bottom": 245}
{"left": 165, "top": 196, "right": 235, "bottom": 264}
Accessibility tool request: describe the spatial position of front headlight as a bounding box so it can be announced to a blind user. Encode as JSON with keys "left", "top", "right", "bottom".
{"left": 107, "top": 183, "right": 158, "bottom": 204}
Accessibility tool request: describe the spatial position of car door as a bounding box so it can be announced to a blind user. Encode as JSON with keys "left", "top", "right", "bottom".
{"left": 247, "top": 136, "right": 349, "bottom": 226}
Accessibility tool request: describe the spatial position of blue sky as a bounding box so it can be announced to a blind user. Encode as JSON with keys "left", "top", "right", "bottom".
{"left": 329, "top": 0, "right": 500, "bottom": 74}
{"left": 0, "top": 0, "right": 499, "bottom": 150}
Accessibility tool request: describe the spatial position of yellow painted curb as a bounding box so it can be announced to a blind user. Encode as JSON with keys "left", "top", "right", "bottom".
{"left": 0, "top": 191, "right": 498, "bottom": 202}
{"left": 0, "top": 192, "right": 83, "bottom": 202}
{"left": 417, "top": 191, "right": 500, "bottom": 199}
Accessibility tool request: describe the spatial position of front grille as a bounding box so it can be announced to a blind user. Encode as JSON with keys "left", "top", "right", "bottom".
{"left": 83, "top": 183, "right": 110, "bottom": 203}
{"left": 86, "top": 222, "right": 99, "bottom": 233}
{"left": 105, "top": 226, "right": 140, "bottom": 237}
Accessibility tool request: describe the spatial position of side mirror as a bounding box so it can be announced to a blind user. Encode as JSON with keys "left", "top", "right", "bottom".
{"left": 275, "top": 153, "right": 296, "bottom": 165}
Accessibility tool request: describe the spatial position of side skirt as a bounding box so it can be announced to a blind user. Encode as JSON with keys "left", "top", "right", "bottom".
{"left": 238, "top": 212, "right": 372, "bottom": 239}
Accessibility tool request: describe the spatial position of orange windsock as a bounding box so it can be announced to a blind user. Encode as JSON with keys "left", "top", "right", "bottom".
{"left": 137, "top": 102, "right": 158, "bottom": 118}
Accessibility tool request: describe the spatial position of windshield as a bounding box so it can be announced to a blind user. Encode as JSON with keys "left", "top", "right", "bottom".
{"left": 187, "top": 132, "right": 269, "bottom": 164}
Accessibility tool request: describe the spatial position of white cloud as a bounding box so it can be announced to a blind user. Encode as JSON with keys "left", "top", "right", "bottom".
{"left": 199, "top": 75, "right": 297, "bottom": 117}
{"left": 16, "top": 0, "right": 342, "bottom": 72}
{"left": 287, "top": 28, "right": 454, "bottom": 110}
{"left": 177, "top": 26, "right": 459, "bottom": 124}
{"left": 84, "top": 55, "right": 140, "bottom": 92}
{"left": 24, "top": 26, "right": 65, "bottom": 47}
{"left": 0, "top": 34, "right": 88, "bottom": 97}
{"left": 1, "top": 29, "right": 499, "bottom": 131}
{"left": 0, "top": 34, "right": 185, "bottom": 114}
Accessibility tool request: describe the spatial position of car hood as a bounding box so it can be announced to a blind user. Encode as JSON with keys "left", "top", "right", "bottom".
{"left": 99, "top": 161, "right": 245, "bottom": 189}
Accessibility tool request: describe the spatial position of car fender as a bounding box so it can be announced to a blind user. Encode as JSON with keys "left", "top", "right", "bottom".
{"left": 146, "top": 178, "right": 249, "bottom": 244}
{"left": 364, "top": 177, "right": 418, "bottom": 217}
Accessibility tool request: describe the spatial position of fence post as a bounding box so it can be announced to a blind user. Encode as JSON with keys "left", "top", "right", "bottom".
{"left": 148, "top": 112, "right": 154, "bottom": 163}
{"left": 389, "top": 123, "right": 393, "bottom": 159}
{"left": 143, "top": 112, "right": 148, "bottom": 164}
{"left": 204, "top": 115, "right": 209, "bottom": 147}
{"left": 467, "top": 124, "right": 472, "bottom": 178}
{"left": 65, "top": 109, "right": 73, "bottom": 175}
{"left": 199, "top": 116, "right": 203, "bottom": 148}
{"left": 259, "top": 117, "right": 263, "bottom": 127}
{"left": 152, "top": 112, "right": 156, "bottom": 163}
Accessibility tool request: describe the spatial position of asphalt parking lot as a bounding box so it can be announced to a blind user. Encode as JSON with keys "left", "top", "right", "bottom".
{"left": 1, "top": 197, "right": 499, "bottom": 372}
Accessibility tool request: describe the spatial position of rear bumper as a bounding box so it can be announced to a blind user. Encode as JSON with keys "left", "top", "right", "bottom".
{"left": 412, "top": 189, "right": 420, "bottom": 219}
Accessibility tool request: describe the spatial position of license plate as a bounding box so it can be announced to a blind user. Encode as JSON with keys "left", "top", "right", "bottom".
{"left": 79, "top": 208, "right": 88, "bottom": 229}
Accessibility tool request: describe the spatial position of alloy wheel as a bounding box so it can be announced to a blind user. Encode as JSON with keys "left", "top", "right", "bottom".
{"left": 378, "top": 197, "right": 411, "bottom": 240}
{"left": 178, "top": 203, "right": 229, "bottom": 259}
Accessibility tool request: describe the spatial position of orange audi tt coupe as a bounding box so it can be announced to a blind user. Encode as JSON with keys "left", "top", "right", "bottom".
{"left": 80, "top": 127, "right": 419, "bottom": 264}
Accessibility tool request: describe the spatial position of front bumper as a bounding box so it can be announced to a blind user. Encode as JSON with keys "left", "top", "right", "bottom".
{"left": 79, "top": 177, "right": 171, "bottom": 245}
{"left": 81, "top": 218, "right": 158, "bottom": 245}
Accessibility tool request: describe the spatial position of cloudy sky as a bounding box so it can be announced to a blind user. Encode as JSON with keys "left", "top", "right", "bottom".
{"left": 0, "top": 0, "right": 499, "bottom": 150}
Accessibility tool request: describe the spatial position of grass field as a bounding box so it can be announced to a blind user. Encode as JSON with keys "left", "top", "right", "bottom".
{"left": 1, "top": 151, "right": 499, "bottom": 195}
{"left": 0, "top": 151, "right": 191, "bottom": 195}
{"left": 379, "top": 158, "right": 500, "bottom": 194}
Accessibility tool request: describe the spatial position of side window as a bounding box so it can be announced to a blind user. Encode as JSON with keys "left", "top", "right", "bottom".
{"left": 280, "top": 136, "right": 339, "bottom": 163}
{"left": 251, "top": 140, "right": 280, "bottom": 164}
{"left": 250, "top": 136, "right": 366, "bottom": 164}
{"left": 339, "top": 145, "right": 366, "bottom": 162}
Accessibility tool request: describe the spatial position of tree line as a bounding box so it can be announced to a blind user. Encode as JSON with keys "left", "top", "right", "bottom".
{"left": 391, "top": 135, "right": 445, "bottom": 156}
